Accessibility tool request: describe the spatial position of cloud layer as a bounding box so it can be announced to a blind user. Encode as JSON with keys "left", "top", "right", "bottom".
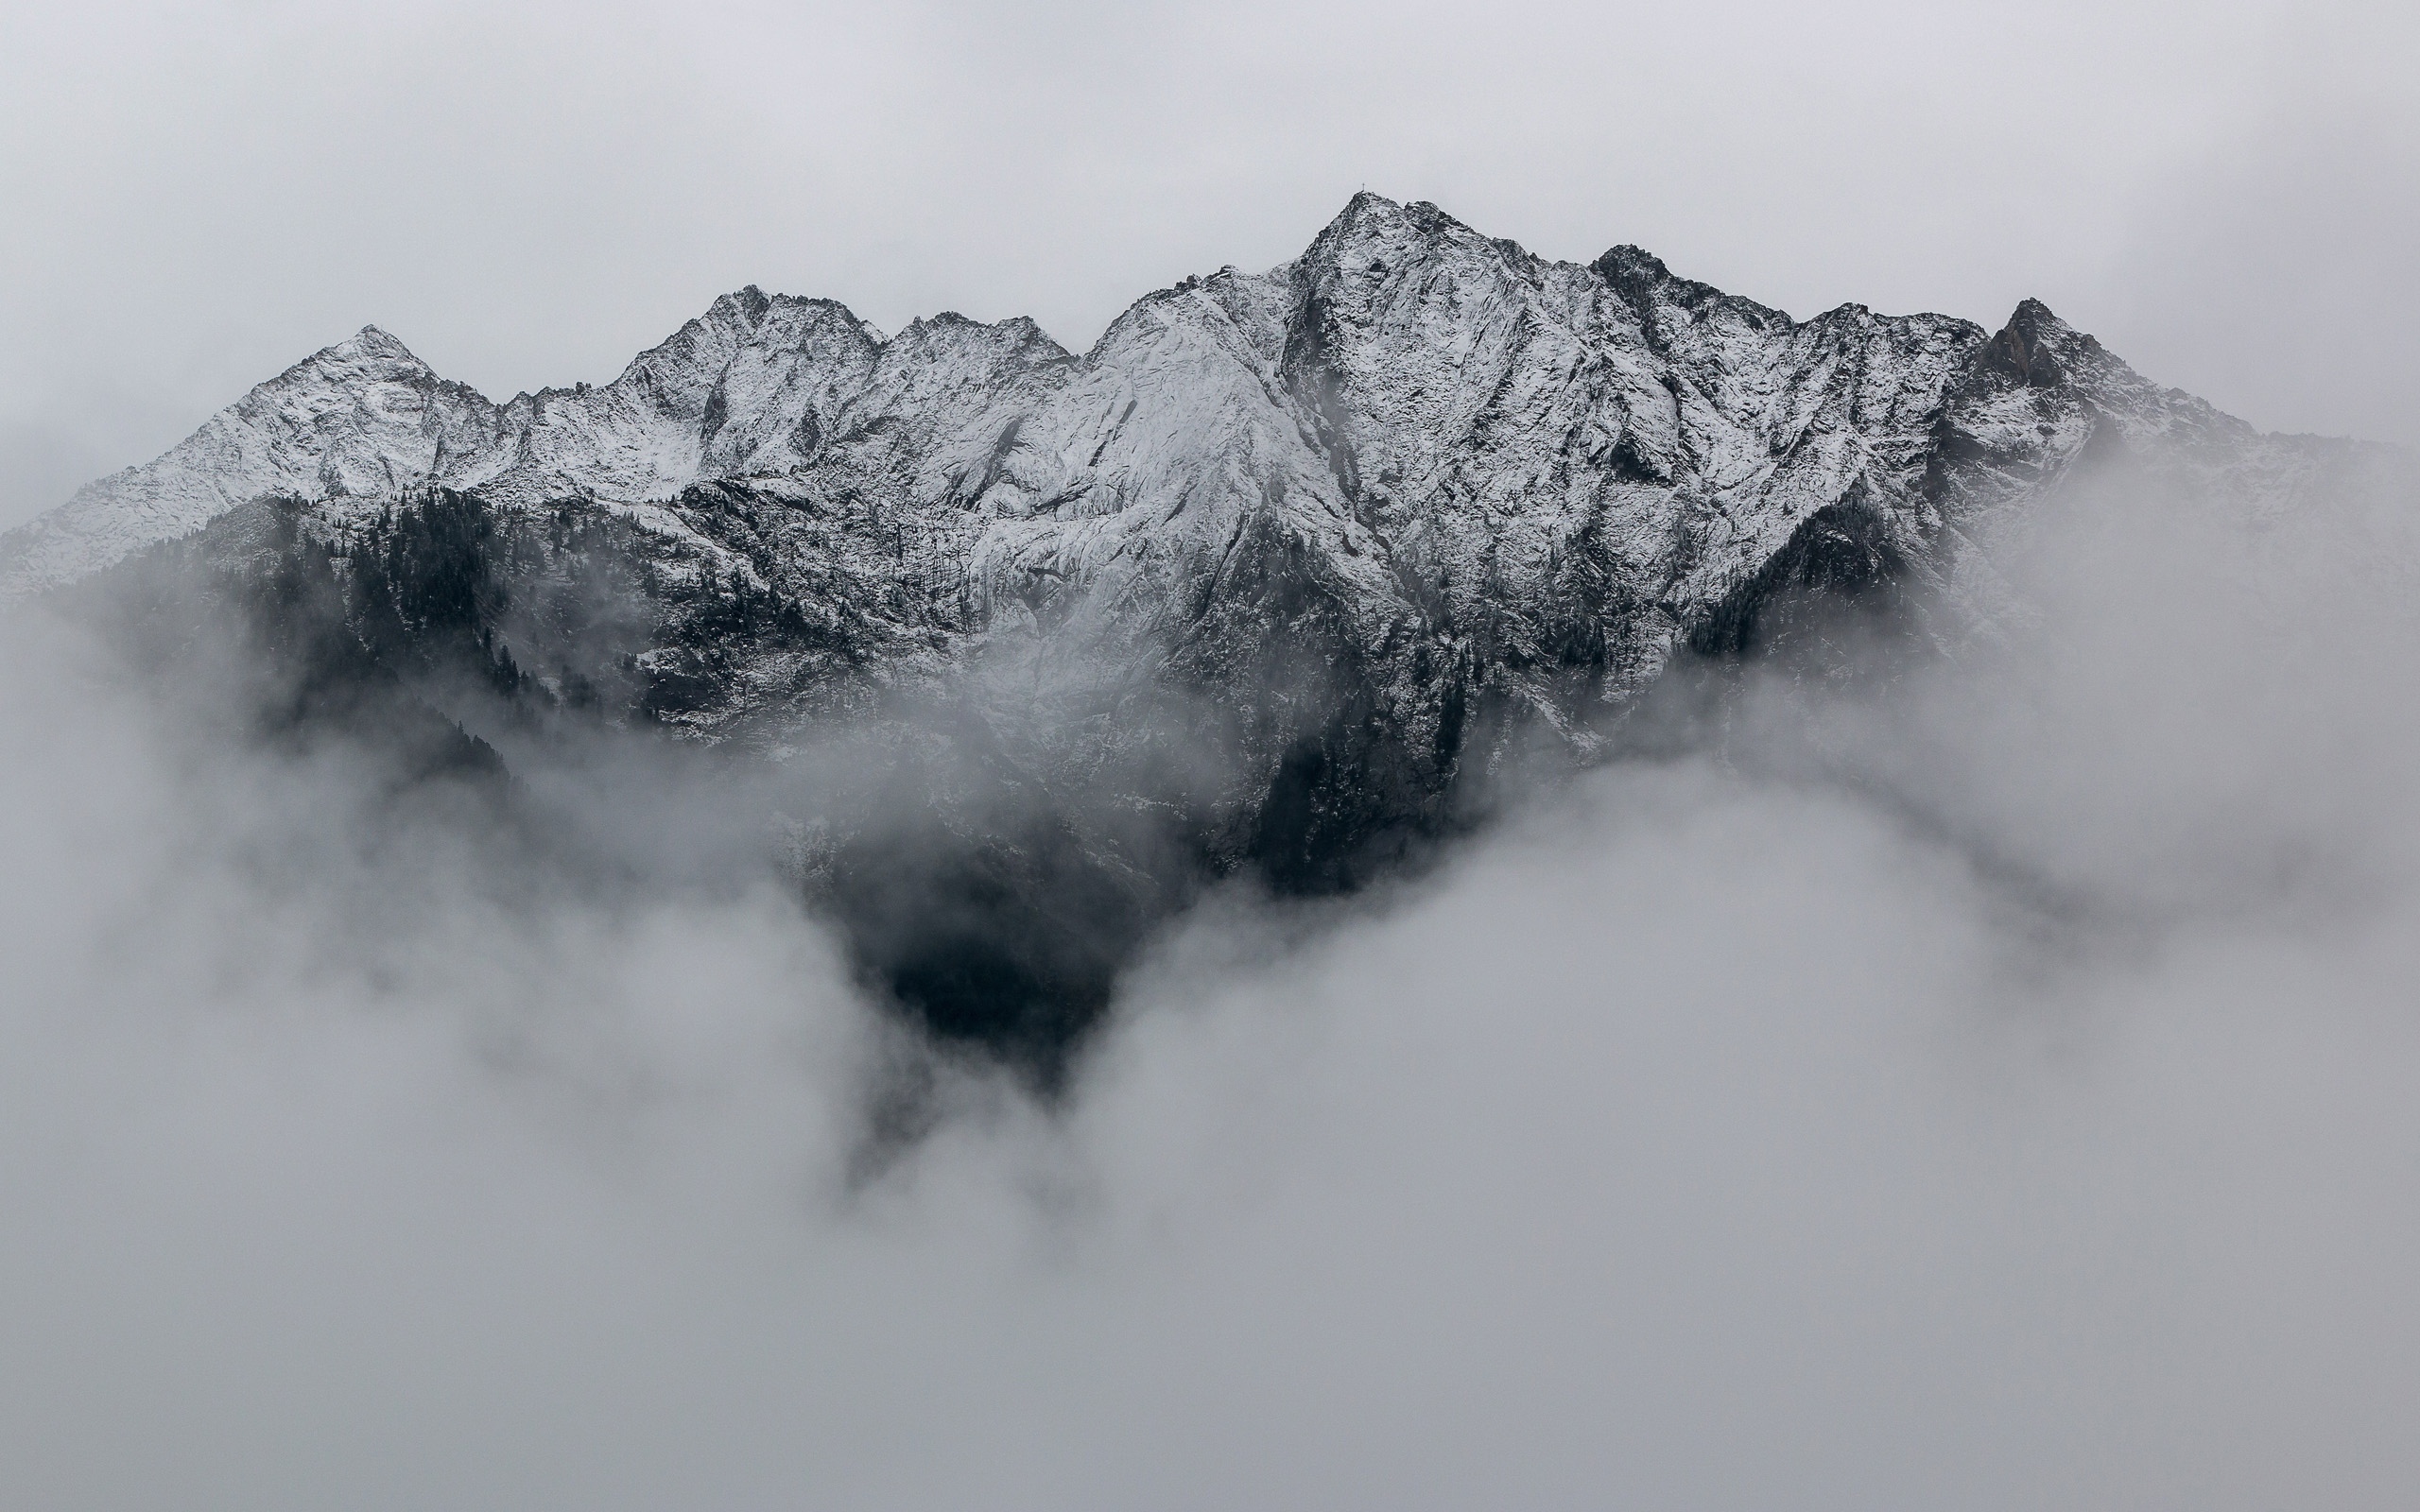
{"left": 4, "top": 440, "right": 2417, "bottom": 1509}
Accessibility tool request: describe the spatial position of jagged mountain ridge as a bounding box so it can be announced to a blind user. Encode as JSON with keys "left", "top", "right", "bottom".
{"left": 6, "top": 192, "right": 2386, "bottom": 1071}
{"left": 12, "top": 192, "right": 2361, "bottom": 621}
{"left": 7, "top": 189, "right": 2381, "bottom": 838}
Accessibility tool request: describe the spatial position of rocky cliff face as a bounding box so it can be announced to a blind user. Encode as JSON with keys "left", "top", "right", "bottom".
{"left": 7, "top": 193, "right": 2385, "bottom": 1074}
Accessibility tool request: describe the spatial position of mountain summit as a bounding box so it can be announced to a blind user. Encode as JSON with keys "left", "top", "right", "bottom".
{"left": 7, "top": 194, "right": 2355, "bottom": 606}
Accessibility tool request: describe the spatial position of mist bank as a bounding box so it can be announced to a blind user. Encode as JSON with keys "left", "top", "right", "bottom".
{"left": 2, "top": 440, "right": 2417, "bottom": 1504}
{"left": 36, "top": 476, "right": 1544, "bottom": 1085}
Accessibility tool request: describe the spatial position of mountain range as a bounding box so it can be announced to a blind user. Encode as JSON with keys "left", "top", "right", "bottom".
{"left": 4, "top": 192, "right": 2386, "bottom": 1074}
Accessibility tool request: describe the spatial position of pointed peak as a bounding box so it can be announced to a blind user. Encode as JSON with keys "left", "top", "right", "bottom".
{"left": 1980, "top": 297, "right": 2127, "bottom": 387}
{"left": 293, "top": 324, "right": 426, "bottom": 375}
{"left": 1327, "top": 192, "right": 1484, "bottom": 237}
{"left": 1301, "top": 190, "right": 1402, "bottom": 255}
{"left": 708, "top": 284, "right": 774, "bottom": 328}
{"left": 1982, "top": 300, "right": 2090, "bottom": 387}
{"left": 1302, "top": 191, "right": 1505, "bottom": 276}
{"left": 1594, "top": 244, "right": 1672, "bottom": 288}
{"left": 337, "top": 324, "right": 419, "bottom": 361}
{"left": 2004, "top": 297, "right": 2070, "bottom": 335}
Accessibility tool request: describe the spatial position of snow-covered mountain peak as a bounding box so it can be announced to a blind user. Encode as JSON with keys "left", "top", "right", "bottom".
{"left": 274, "top": 323, "right": 442, "bottom": 391}
{"left": 8, "top": 193, "right": 2393, "bottom": 1075}
{"left": 1979, "top": 297, "right": 2096, "bottom": 387}
{"left": 0, "top": 319, "right": 494, "bottom": 593}
{"left": 1300, "top": 193, "right": 1533, "bottom": 288}
{"left": 336, "top": 323, "right": 421, "bottom": 360}
{"left": 3, "top": 193, "right": 2379, "bottom": 615}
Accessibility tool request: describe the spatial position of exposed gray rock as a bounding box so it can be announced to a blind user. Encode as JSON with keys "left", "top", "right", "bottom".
{"left": 9, "top": 193, "right": 2391, "bottom": 1069}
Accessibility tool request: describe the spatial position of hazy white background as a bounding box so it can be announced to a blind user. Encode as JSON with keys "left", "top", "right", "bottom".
{"left": 2, "top": 0, "right": 2415, "bottom": 531}
{"left": 5, "top": 4, "right": 2420, "bottom": 1507}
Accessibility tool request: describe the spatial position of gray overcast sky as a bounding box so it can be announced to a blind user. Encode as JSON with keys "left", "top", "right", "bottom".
{"left": 3, "top": 0, "right": 2413, "bottom": 530}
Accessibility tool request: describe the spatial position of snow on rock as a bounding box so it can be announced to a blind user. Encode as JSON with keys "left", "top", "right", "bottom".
{"left": 3, "top": 193, "right": 2382, "bottom": 712}
{"left": 0, "top": 328, "right": 497, "bottom": 593}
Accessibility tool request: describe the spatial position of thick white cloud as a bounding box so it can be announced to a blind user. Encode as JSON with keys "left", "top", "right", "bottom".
{"left": 3, "top": 458, "right": 2417, "bottom": 1506}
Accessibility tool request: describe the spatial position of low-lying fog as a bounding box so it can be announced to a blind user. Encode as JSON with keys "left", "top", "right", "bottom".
{"left": 5, "top": 465, "right": 2418, "bottom": 1510}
